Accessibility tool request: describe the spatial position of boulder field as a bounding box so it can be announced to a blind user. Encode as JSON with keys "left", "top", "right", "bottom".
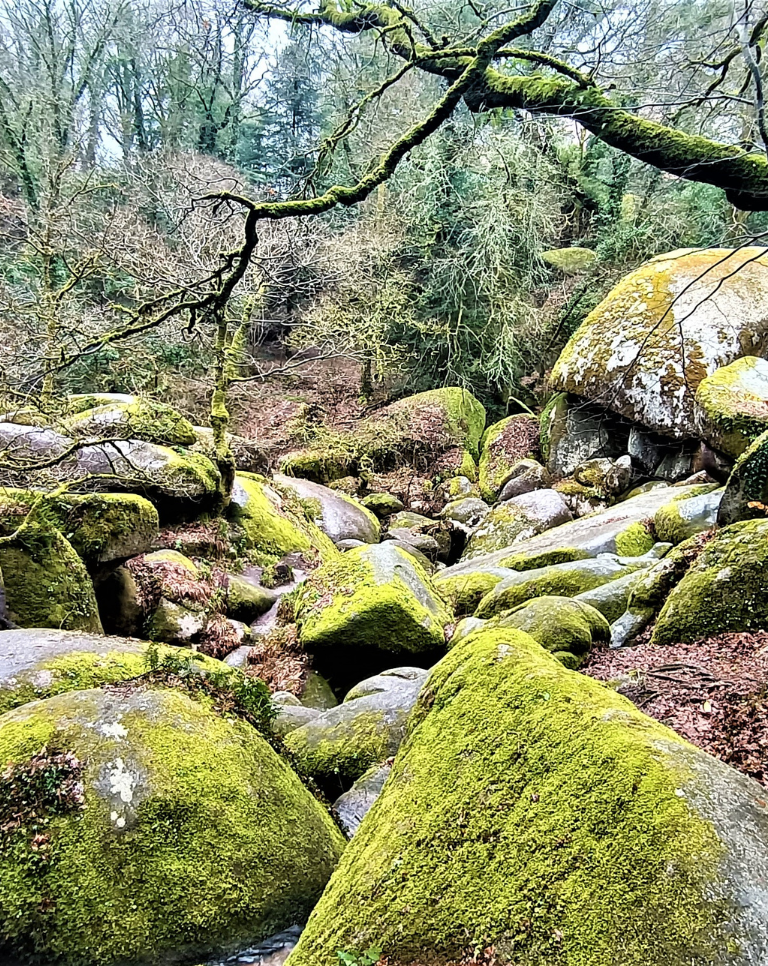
{"left": 5, "top": 251, "right": 768, "bottom": 964}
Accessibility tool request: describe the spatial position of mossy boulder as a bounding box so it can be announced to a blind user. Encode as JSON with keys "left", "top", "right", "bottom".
{"left": 718, "top": 428, "right": 768, "bottom": 525}
{"left": 0, "top": 629, "right": 247, "bottom": 715}
{"left": 225, "top": 574, "right": 276, "bottom": 623}
{"left": 296, "top": 543, "right": 449, "bottom": 685}
{"left": 0, "top": 524, "right": 102, "bottom": 633}
{"left": 228, "top": 474, "right": 336, "bottom": 563}
{"left": 360, "top": 492, "right": 405, "bottom": 518}
{"left": 462, "top": 490, "right": 572, "bottom": 560}
{"left": 274, "top": 474, "right": 380, "bottom": 545}
{"left": 0, "top": 489, "right": 159, "bottom": 567}
{"left": 485, "top": 595, "right": 610, "bottom": 664}
{"left": 279, "top": 448, "right": 351, "bottom": 485}
{"left": 64, "top": 399, "right": 197, "bottom": 447}
{"left": 0, "top": 687, "right": 345, "bottom": 965}
{"left": 434, "top": 567, "right": 514, "bottom": 617}
{"left": 477, "top": 415, "right": 540, "bottom": 501}
{"left": 652, "top": 520, "right": 768, "bottom": 645}
{"left": 550, "top": 247, "right": 768, "bottom": 437}
{"left": 653, "top": 485, "right": 722, "bottom": 544}
{"left": 437, "top": 484, "right": 696, "bottom": 579}
{"left": 694, "top": 356, "right": 768, "bottom": 458}
{"left": 287, "top": 627, "right": 768, "bottom": 966}
{"left": 541, "top": 246, "right": 597, "bottom": 274}
{"left": 192, "top": 427, "right": 269, "bottom": 474}
{"left": 475, "top": 549, "right": 663, "bottom": 619}
{"left": 0, "top": 423, "right": 221, "bottom": 519}
{"left": 284, "top": 669, "right": 426, "bottom": 795}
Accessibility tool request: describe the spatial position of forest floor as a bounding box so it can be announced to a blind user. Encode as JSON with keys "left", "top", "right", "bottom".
{"left": 585, "top": 631, "right": 768, "bottom": 786}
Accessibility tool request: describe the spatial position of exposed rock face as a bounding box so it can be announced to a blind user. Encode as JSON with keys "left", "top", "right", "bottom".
{"left": 654, "top": 485, "right": 722, "bottom": 543}
{"left": 653, "top": 519, "right": 768, "bottom": 645}
{"left": 550, "top": 248, "right": 768, "bottom": 438}
{"left": 498, "top": 458, "right": 551, "bottom": 501}
{"left": 296, "top": 543, "right": 449, "bottom": 686}
{"left": 274, "top": 474, "right": 380, "bottom": 545}
{"left": 0, "top": 687, "right": 346, "bottom": 965}
{"left": 287, "top": 628, "right": 768, "bottom": 966}
{"left": 333, "top": 763, "right": 392, "bottom": 838}
{"left": 540, "top": 393, "right": 629, "bottom": 476}
{"left": 477, "top": 415, "right": 540, "bottom": 502}
{"left": 694, "top": 356, "right": 768, "bottom": 458}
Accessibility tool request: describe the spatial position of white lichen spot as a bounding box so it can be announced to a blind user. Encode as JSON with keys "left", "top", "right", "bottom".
{"left": 101, "top": 721, "right": 128, "bottom": 740}
{"left": 110, "top": 810, "right": 127, "bottom": 829}
{"left": 108, "top": 757, "right": 135, "bottom": 803}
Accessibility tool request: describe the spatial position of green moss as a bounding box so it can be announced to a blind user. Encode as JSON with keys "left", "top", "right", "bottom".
{"left": 434, "top": 570, "right": 508, "bottom": 617}
{"left": 541, "top": 247, "right": 597, "bottom": 274}
{"left": 279, "top": 449, "right": 352, "bottom": 485}
{"left": 0, "top": 490, "right": 159, "bottom": 566}
{"left": 288, "top": 628, "right": 728, "bottom": 966}
{"left": 163, "top": 448, "right": 221, "bottom": 498}
{"left": 65, "top": 399, "right": 197, "bottom": 447}
{"left": 297, "top": 544, "right": 449, "bottom": 656}
{"left": 0, "top": 687, "right": 346, "bottom": 965}
{"left": 488, "top": 595, "right": 610, "bottom": 657}
{"left": 0, "top": 524, "right": 102, "bottom": 632}
{"left": 359, "top": 492, "right": 404, "bottom": 518}
{"left": 477, "top": 415, "right": 539, "bottom": 502}
{"left": 228, "top": 474, "right": 335, "bottom": 562}
{"left": 695, "top": 357, "right": 768, "bottom": 458}
{"left": 284, "top": 709, "right": 391, "bottom": 787}
{"left": 615, "top": 521, "right": 656, "bottom": 556}
{"left": 653, "top": 519, "right": 768, "bottom": 644}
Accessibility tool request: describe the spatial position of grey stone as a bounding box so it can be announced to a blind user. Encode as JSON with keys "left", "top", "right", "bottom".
{"left": 344, "top": 666, "right": 429, "bottom": 703}
{"left": 498, "top": 459, "right": 551, "bottom": 501}
{"left": 575, "top": 570, "right": 647, "bottom": 624}
{"left": 440, "top": 497, "right": 490, "bottom": 530}
{"left": 274, "top": 474, "right": 380, "bottom": 545}
{"left": 333, "top": 763, "right": 392, "bottom": 838}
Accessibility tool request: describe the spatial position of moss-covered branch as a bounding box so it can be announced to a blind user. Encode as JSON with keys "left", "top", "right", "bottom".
{"left": 246, "top": 0, "right": 768, "bottom": 209}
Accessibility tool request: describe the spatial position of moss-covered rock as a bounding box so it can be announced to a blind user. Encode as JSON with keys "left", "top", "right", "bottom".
{"left": 0, "top": 629, "right": 248, "bottom": 715}
{"left": 279, "top": 449, "right": 351, "bottom": 485}
{"left": 475, "top": 549, "right": 662, "bottom": 619}
{"left": 228, "top": 474, "right": 336, "bottom": 563}
{"left": 287, "top": 627, "right": 768, "bottom": 966}
{"left": 359, "top": 492, "right": 405, "bottom": 518}
{"left": 145, "top": 597, "right": 205, "bottom": 645}
{"left": 541, "top": 246, "right": 597, "bottom": 274}
{"left": 652, "top": 520, "right": 768, "bottom": 645}
{"left": 226, "top": 574, "right": 276, "bottom": 623}
{"left": 192, "top": 427, "right": 269, "bottom": 474}
{"left": 0, "top": 524, "right": 102, "bottom": 633}
{"left": 694, "top": 356, "right": 768, "bottom": 458}
{"left": 296, "top": 543, "right": 449, "bottom": 684}
{"left": 718, "top": 428, "right": 768, "bottom": 525}
{"left": 462, "top": 490, "right": 572, "bottom": 560}
{"left": 0, "top": 489, "right": 159, "bottom": 566}
{"left": 284, "top": 669, "right": 425, "bottom": 795}
{"left": 653, "top": 485, "right": 722, "bottom": 544}
{"left": 64, "top": 399, "right": 197, "bottom": 447}
{"left": 434, "top": 567, "right": 513, "bottom": 617}
{"left": 0, "top": 687, "right": 345, "bottom": 965}
{"left": 550, "top": 247, "right": 768, "bottom": 437}
{"left": 477, "top": 415, "right": 540, "bottom": 502}
{"left": 274, "top": 474, "right": 380, "bottom": 545}
{"left": 485, "top": 595, "right": 610, "bottom": 663}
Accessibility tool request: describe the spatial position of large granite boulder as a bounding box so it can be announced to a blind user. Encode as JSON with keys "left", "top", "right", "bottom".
{"left": 287, "top": 628, "right": 768, "bottom": 966}
{"left": 550, "top": 247, "right": 768, "bottom": 437}
{"left": 63, "top": 398, "right": 197, "bottom": 446}
{"left": 274, "top": 474, "right": 380, "bottom": 545}
{"left": 0, "top": 687, "right": 345, "bottom": 965}
{"left": 462, "top": 490, "right": 572, "bottom": 560}
{"left": 653, "top": 519, "right": 768, "bottom": 645}
{"left": 0, "top": 423, "right": 221, "bottom": 518}
{"left": 0, "top": 488, "right": 158, "bottom": 566}
{"left": 718, "top": 428, "right": 768, "bottom": 525}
